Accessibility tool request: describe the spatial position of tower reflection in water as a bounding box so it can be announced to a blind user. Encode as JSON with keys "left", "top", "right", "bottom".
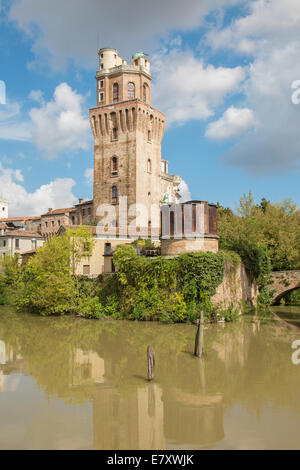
{"left": 92, "top": 356, "right": 224, "bottom": 450}
{"left": 2, "top": 316, "right": 298, "bottom": 450}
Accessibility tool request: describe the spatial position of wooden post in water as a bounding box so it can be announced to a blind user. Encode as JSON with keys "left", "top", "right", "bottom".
{"left": 194, "top": 311, "right": 204, "bottom": 358}
{"left": 147, "top": 346, "right": 155, "bottom": 381}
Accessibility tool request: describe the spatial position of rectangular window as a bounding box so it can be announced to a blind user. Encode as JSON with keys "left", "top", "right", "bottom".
{"left": 105, "top": 243, "right": 112, "bottom": 255}
{"left": 99, "top": 92, "right": 104, "bottom": 102}
{"left": 88, "top": 208, "right": 91, "bottom": 215}
{"left": 82, "top": 209, "right": 85, "bottom": 217}
{"left": 100, "top": 80, "right": 104, "bottom": 89}
{"left": 32, "top": 239, "right": 37, "bottom": 250}
{"left": 3, "top": 240, "right": 6, "bottom": 248}
{"left": 83, "top": 265, "right": 90, "bottom": 275}
{"left": 15, "top": 239, "right": 19, "bottom": 249}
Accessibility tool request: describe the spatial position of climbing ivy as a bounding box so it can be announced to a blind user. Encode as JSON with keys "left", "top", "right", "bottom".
{"left": 109, "top": 247, "right": 226, "bottom": 323}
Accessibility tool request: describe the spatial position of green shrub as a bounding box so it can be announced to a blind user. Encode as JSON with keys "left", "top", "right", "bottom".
{"left": 77, "top": 296, "right": 105, "bottom": 319}
{"left": 103, "top": 294, "right": 120, "bottom": 318}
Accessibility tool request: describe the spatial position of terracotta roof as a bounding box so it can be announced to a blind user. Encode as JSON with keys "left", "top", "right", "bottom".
{"left": 21, "top": 249, "right": 37, "bottom": 255}
{"left": 75, "top": 200, "right": 93, "bottom": 207}
{"left": 0, "top": 230, "right": 44, "bottom": 238}
{"left": 0, "top": 222, "right": 8, "bottom": 229}
{"left": 41, "top": 207, "right": 76, "bottom": 216}
{"left": 0, "top": 217, "right": 40, "bottom": 222}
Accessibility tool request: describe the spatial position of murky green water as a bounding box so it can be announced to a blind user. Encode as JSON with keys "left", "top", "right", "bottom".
{"left": 0, "top": 305, "right": 300, "bottom": 450}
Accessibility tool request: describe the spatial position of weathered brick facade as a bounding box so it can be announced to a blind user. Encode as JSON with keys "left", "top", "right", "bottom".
{"left": 90, "top": 48, "right": 180, "bottom": 237}
{"left": 41, "top": 208, "right": 77, "bottom": 236}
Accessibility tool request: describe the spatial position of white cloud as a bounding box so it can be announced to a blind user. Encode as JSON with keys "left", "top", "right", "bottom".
{"left": 206, "top": 106, "right": 256, "bottom": 140}
{"left": 8, "top": 0, "right": 242, "bottom": 70}
{"left": 178, "top": 179, "right": 191, "bottom": 202}
{"left": 152, "top": 48, "right": 246, "bottom": 126}
{"left": 205, "top": 0, "right": 300, "bottom": 173}
{"left": 0, "top": 101, "right": 32, "bottom": 142}
{"left": 29, "top": 89, "right": 44, "bottom": 103}
{"left": 29, "top": 83, "right": 90, "bottom": 159}
{"left": 84, "top": 168, "right": 93, "bottom": 186}
{"left": 0, "top": 162, "right": 77, "bottom": 217}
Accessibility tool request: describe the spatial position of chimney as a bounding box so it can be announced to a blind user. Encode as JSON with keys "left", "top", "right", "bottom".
{"left": 48, "top": 208, "right": 53, "bottom": 213}
{"left": 78, "top": 198, "right": 83, "bottom": 204}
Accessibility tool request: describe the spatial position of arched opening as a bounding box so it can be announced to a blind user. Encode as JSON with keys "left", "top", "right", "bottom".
{"left": 111, "top": 156, "right": 118, "bottom": 176}
{"left": 170, "top": 211, "right": 175, "bottom": 237}
{"left": 147, "top": 159, "right": 152, "bottom": 173}
{"left": 112, "top": 127, "right": 118, "bottom": 140}
{"left": 113, "top": 83, "right": 119, "bottom": 103}
{"left": 112, "top": 185, "right": 118, "bottom": 204}
{"left": 143, "top": 83, "right": 149, "bottom": 103}
{"left": 128, "top": 82, "right": 135, "bottom": 99}
{"left": 274, "top": 286, "right": 300, "bottom": 306}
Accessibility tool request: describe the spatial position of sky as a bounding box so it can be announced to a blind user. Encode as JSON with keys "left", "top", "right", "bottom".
{"left": 0, "top": 0, "right": 300, "bottom": 216}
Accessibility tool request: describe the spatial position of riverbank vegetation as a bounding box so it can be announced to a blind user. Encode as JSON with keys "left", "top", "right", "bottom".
{"left": 0, "top": 238, "right": 232, "bottom": 322}
{"left": 1, "top": 193, "right": 298, "bottom": 321}
{"left": 218, "top": 192, "right": 300, "bottom": 306}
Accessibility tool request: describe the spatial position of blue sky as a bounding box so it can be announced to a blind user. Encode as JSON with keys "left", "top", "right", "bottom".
{"left": 0, "top": 0, "right": 300, "bottom": 216}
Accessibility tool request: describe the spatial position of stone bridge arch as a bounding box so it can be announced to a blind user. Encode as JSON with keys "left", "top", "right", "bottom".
{"left": 271, "top": 271, "right": 300, "bottom": 304}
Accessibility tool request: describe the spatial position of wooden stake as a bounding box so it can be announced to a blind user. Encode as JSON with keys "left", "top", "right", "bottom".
{"left": 194, "top": 311, "right": 204, "bottom": 358}
{"left": 147, "top": 346, "right": 155, "bottom": 381}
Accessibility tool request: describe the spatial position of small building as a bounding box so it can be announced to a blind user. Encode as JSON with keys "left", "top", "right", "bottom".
{"left": 0, "top": 222, "right": 9, "bottom": 235}
{"left": 57, "top": 225, "right": 131, "bottom": 277}
{"left": 161, "top": 201, "right": 219, "bottom": 257}
{"left": 0, "top": 230, "right": 45, "bottom": 259}
{"left": 0, "top": 216, "right": 41, "bottom": 231}
{"left": 40, "top": 207, "right": 77, "bottom": 236}
{"left": 74, "top": 199, "right": 94, "bottom": 225}
{"left": 21, "top": 249, "right": 37, "bottom": 265}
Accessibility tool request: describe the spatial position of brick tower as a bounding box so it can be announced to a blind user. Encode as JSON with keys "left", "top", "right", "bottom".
{"left": 90, "top": 48, "right": 166, "bottom": 237}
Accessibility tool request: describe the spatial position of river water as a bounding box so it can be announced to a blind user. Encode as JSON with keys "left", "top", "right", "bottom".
{"left": 0, "top": 305, "right": 300, "bottom": 450}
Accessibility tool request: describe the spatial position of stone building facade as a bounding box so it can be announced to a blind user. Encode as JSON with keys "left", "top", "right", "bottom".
{"left": 0, "top": 230, "right": 45, "bottom": 259}
{"left": 74, "top": 199, "right": 94, "bottom": 225}
{"left": 40, "top": 208, "right": 77, "bottom": 236}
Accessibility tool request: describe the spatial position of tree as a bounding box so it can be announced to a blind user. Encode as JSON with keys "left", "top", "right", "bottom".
{"left": 258, "top": 197, "right": 270, "bottom": 213}
{"left": 236, "top": 190, "right": 255, "bottom": 218}
{"left": 218, "top": 194, "right": 300, "bottom": 271}
{"left": 13, "top": 226, "right": 96, "bottom": 316}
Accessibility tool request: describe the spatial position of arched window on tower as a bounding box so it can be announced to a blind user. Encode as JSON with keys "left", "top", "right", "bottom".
{"left": 112, "top": 185, "right": 118, "bottom": 204}
{"left": 111, "top": 156, "right": 118, "bottom": 176}
{"left": 128, "top": 82, "right": 135, "bottom": 99}
{"left": 112, "top": 127, "right": 118, "bottom": 140}
{"left": 113, "top": 83, "right": 119, "bottom": 103}
{"left": 143, "top": 83, "right": 149, "bottom": 103}
{"left": 147, "top": 159, "right": 152, "bottom": 173}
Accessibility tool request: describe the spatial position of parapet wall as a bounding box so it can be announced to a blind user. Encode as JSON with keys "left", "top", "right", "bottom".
{"left": 161, "top": 237, "right": 219, "bottom": 257}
